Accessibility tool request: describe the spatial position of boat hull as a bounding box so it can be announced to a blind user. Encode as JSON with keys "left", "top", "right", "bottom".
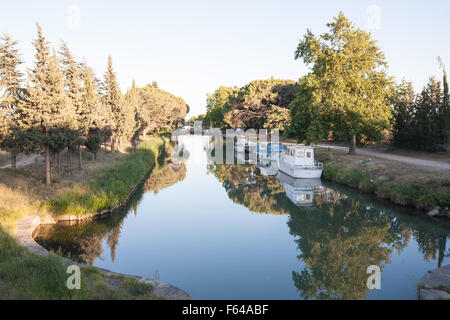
{"left": 279, "top": 159, "right": 323, "bottom": 179}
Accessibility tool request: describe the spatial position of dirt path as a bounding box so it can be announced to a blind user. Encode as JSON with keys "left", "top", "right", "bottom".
{"left": 0, "top": 154, "right": 40, "bottom": 169}
{"left": 317, "top": 143, "right": 450, "bottom": 171}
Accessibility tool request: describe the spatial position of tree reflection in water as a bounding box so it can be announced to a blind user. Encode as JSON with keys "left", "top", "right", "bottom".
{"left": 208, "top": 161, "right": 449, "bottom": 300}
{"left": 35, "top": 141, "right": 449, "bottom": 299}
{"left": 34, "top": 144, "right": 188, "bottom": 265}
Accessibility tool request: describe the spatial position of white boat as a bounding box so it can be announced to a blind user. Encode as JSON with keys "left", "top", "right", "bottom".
{"left": 279, "top": 145, "right": 323, "bottom": 179}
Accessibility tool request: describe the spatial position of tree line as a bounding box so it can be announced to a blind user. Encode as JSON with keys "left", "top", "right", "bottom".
{"left": 0, "top": 23, "right": 188, "bottom": 185}
{"left": 201, "top": 12, "right": 449, "bottom": 153}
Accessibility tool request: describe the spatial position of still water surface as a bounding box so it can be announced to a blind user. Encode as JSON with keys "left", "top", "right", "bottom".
{"left": 35, "top": 135, "right": 450, "bottom": 299}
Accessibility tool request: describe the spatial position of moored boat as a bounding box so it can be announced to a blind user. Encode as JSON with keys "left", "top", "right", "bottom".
{"left": 278, "top": 145, "right": 323, "bottom": 179}
{"left": 255, "top": 142, "right": 285, "bottom": 161}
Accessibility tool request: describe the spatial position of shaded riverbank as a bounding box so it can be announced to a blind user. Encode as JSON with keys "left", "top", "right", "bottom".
{"left": 47, "top": 135, "right": 169, "bottom": 220}
{"left": 0, "top": 134, "right": 190, "bottom": 299}
{"left": 314, "top": 147, "right": 450, "bottom": 218}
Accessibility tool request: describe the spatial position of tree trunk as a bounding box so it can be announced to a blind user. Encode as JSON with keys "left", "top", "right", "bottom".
{"left": 92, "top": 152, "right": 95, "bottom": 162}
{"left": 349, "top": 134, "right": 356, "bottom": 154}
{"left": 11, "top": 150, "right": 17, "bottom": 170}
{"left": 57, "top": 152, "right": 61, "bottom": 176}
{"left": 78, "top": 144, "right": 83, "bottom": 170}
{"left": 51, "top": 152, "right": 55, "bottom": 178}
{"left": 111, "top": 136, "right": 115, "bottom": 152}
{"left": 45, "top": 145, "right": 51, "bottom": 185}
{"left": 67, "top": 147, "right": 72, "bottom": 171}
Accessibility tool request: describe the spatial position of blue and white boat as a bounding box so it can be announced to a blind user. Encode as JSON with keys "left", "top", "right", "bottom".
{"left": 255, "top": 142, "right": 285, "bottom": 160}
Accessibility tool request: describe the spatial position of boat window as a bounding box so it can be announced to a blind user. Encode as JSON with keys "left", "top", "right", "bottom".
{"left": 296, "top": 149, "right": 305, "bottom": 158}
{"left": 306, "top": 152, "right": 311, "bottom": 158}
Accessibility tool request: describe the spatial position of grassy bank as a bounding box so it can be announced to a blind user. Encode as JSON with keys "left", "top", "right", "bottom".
{"left": 47, "top": 136, "right": 167, "bottom": 217}
{"left": 315, "top": 148, "right": 450, "bottom": 213}
{"left": 0, "top": 135, "right": 169, "bottom": 299}
{"left": 0, "top": 184, "right": 156, "bottom": 299}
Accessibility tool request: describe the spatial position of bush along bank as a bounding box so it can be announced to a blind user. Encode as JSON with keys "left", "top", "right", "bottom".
{"left": 319, "top": 158, "right": 450, "bottom": 217}
{"left": 47, "top": 135, "right": 168, "bottom": 219}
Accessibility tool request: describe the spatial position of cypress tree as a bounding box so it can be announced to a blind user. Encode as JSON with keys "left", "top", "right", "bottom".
{"left": 59, "top": 41, "right": 85, "bottom": 169}
{"left": 438, "top": 57, "right": 449, "bottom": 148}
{"left": 414, "top": 77, "right": 443, "bottom": 151}
{"left": 25, "top": 23, "right": 69, "bottom": 185}
{"left": 83, "top": 64, "right": 104, "bottom": 160}
{"left": 0, "top": 33, "right": 25, "bottom": 169}
{"left": 123, "top": 80, "right": 140, "bottom": 146}
{"left": 391, "top": 81, "right": 415, "bottom": 148}
{"left": 103, "top": 55, "right": 122, "bottom": 152}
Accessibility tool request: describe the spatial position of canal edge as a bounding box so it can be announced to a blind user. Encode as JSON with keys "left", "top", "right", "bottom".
{"left": 418, "top": 264, "right": 450, "bottom": 300}
{"left": 14, "top": 214, "right": 191, "bottom": 300}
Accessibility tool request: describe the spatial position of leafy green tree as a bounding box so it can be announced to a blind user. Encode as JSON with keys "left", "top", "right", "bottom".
{"left": 84, "top": 128, "right": 102, "bottom": 161}
{"left": 291, "top": 12, "right": 393, "bottom": 153}
{"left": 0, "top": 33, "right": 26, "bottom": 169}
{"left": 138, "top": 84, "right": 188, "bottom": 135}
{"left": 204, "top": 86, "right": 238, "bottom": 128}
{"left": 224, "top": 79, "right": 299, "bottom": 129}
{"left": 263, "top": 105, "right": 291, "bottom": 132}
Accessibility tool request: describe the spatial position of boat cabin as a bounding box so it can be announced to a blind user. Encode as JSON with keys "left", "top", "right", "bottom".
{"left": 283, "top": 146, "right": 315, "bottom": 167}
{"left": 257, "top": 142, "right": 284, "bottom": 153}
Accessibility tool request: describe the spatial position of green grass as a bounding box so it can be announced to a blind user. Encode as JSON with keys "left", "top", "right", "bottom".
{"left": 0, "top": 235, "right": 154, "bottom": 299}
{"left": 322, "top": 163, "right": 450, "bottom": 211}
{"left": 0, "top": 136, "right": 165, "bottom": 299}
{"left": 47, "top": 136, "right": 167, "bottom": 217}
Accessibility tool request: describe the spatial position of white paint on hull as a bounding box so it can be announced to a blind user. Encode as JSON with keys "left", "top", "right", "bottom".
{"left": 279, "top": 159, "right": 323, "bottom": 179}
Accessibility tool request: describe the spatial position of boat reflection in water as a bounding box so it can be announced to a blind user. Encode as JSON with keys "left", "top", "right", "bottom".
{"left": 276, "top": 171, "right": 345, "bottom": 208}
{"left": 33, "top": 135, "right": 449, "bottom": 300}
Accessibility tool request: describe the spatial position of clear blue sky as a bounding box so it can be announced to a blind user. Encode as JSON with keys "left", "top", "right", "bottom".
{"left": 1, "top": 0, "right": 449, "bottom": 117}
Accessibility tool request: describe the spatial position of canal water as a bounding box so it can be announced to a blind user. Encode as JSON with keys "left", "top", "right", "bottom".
{"left": 35, "top": 135, "right": 450, "bottom": 300}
